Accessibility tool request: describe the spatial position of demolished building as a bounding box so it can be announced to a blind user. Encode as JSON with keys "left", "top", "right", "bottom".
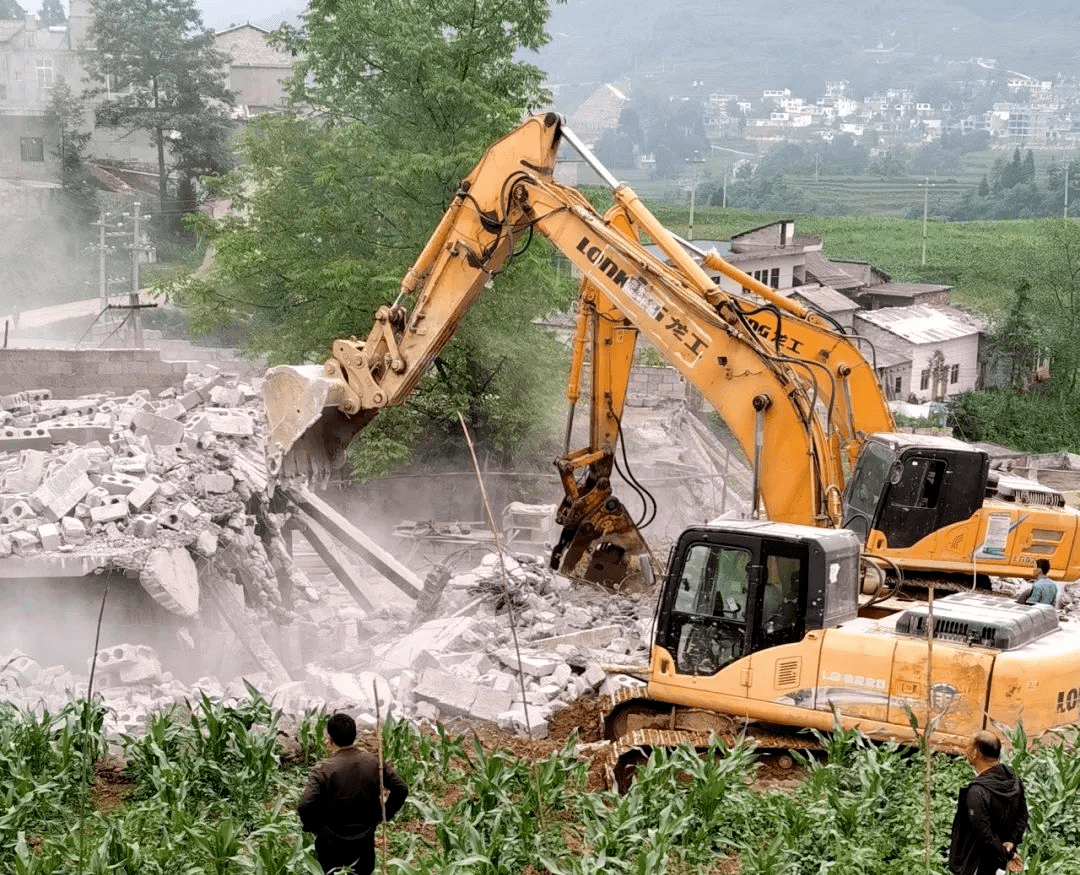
{"left": 0, "top": 337, "right": 754, "bottom": 740}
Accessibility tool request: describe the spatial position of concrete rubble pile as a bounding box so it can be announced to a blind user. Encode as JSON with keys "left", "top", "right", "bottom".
{"left": 0, "top": 545, "right": 656, "bottom": 740}
{"left": 0, "top": 369, "right": 317, "bottom": 616}
{"left": 0, "top": 373, "right": 674, "bottom": 740}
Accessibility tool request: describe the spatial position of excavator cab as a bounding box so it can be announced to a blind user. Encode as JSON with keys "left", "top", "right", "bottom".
{"left": 843, "top": 433, "right": 988, "bottom": 549}
{"left": 655, "top": 521, "right": 860, "bottom": 677}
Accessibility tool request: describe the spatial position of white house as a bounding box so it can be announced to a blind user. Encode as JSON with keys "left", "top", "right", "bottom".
{"left": 853, "top": 305, "right": 985, "bottom": 403}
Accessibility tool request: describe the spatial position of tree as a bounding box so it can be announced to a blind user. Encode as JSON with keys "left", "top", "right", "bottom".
{"left": 82, "top": 0, "right": 234, "bottom": 226}
{"left": 45, "top": 77, "right": 97, "bottom": 223}
{"left": 990, "top": 279, "right": 1040, "bottom": 390}
{"left": 182, "top": 0, "right": 573, "bottom": 476}
{"left": 38, "top": 0, "right": 64, "bottom": 24}
{"left": 0, "top": 0, "right": 24, "bottom": 19}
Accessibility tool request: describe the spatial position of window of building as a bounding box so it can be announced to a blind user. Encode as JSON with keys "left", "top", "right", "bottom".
{"left": 36, "top": 58, "right": 53, "bottom": 88}
{"left": 20, "top": 138, "right": 44, "bottom": 162}
{"left": 919, "top": 369, "right": 930, "bottom": 391}
{"left": 950, "top": 363, "right": 960, "bottom": 384}
{"left": 770, "top": 267, "right": 780, "bottom": 288}
{"left": 894, "top": 376, "right": 902, "bottom": 394}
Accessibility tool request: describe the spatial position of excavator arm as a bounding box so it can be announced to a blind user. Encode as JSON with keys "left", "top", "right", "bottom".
{"left": 263, "top": 112, "right": 894, "bottom": 588}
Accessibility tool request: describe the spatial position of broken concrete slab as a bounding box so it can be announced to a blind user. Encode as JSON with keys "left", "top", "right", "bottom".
{"left": 4, "top": 449, "right": 45, "bottom": 493}
{"left": 530, "top": 625, "right": 623, "bottom": 652}
{"left": 493, "top": 648, "right": 558, "bottom": 678}
{"left": 413, "top": 668, "right": 513, "bottom": 722}
{"left": 139, "top": 546, "right": 200, "bottom": 618}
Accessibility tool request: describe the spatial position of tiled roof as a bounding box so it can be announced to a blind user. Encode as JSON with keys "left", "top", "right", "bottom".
{"left": 855, "top": 304, "right": 985, "bottom": 343}
{"left": 803, "top": 250, "right": 862, "bottom": 289}
{"left": 215, "top": 24, "right": 293, "bottom": 68}
{"left": 0, "top": 21, "right": 25, "bottom": 44}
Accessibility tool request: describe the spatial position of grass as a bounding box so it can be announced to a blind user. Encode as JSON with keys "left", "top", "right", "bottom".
{"left": 4, "top": 693, "right": 1080, "bottom": 874}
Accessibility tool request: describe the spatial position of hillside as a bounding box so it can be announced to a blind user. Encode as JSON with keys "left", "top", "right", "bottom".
{"left": 536, "top": 0, "right": 1080, "bottom": 101}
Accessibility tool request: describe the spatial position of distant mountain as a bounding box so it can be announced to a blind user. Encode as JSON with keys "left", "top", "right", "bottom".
{"left": 533, "top": 0, "right": 1080, "bottom": 109}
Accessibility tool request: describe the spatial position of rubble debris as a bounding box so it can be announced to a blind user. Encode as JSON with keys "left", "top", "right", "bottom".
{"left": 0, "top": 398, "right": 745, "bottom": 744}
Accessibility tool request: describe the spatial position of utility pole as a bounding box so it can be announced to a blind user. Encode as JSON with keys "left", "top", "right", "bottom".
{"left": 920, "top": 179, "right": 928, "bottom": 267}
{"left": 97, "top": 211, "right": 106, "bottom": 308}
{"left": 686, "top": 152, "right": 706, "bottom": 240}
{"left": 130, "top": 202, "right": 143, "bottom": 348}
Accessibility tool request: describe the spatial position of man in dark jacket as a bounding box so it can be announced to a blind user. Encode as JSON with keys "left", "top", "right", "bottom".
{"left": 298, "top": 712, "right": 409, "bottom": 874}
{"left": 949, "top": 730, "right": 1028, "bottom": 875}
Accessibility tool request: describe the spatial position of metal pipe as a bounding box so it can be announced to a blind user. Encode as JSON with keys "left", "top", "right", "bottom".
{"left": 559, "top": 123, "right": 621, "bottom": 191}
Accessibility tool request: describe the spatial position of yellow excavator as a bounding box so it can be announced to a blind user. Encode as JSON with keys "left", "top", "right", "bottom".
{"left": 262, "top": 113, "right": 1080, "bottom": 761}
{"left": 264, "top": 111, "right": 1080, "bottom": 590}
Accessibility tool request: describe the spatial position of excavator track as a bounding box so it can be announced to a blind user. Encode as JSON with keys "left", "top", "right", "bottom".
{"left": 600, "top": 687, "right": 824, "bottom": 791}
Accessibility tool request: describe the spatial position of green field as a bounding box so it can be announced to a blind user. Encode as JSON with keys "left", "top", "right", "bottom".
{"left": 6, "top": 696, "right": 1080, "bottom": 875}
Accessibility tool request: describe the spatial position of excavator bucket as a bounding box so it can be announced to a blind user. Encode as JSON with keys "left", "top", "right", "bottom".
{"left": 261, "top": 364, "right": 376, "bottom": 481}
{"left": 551, "top": 497, "right": 656, "bottom": 594}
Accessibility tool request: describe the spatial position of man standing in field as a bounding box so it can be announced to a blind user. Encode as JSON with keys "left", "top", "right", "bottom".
{"left": 299, "top": 712, "right": 409, "bottom": 874}
{"left": 948, "top": 730, "right": 1028, "bottom": 875}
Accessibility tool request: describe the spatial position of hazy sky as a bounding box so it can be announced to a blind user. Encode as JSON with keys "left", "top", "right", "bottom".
{"left": 196, "top": 0, "right": 294, "bottom": 30}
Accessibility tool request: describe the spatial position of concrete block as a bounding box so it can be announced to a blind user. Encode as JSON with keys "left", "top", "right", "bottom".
{"left": 156, "top": 400, "right": 186, "bottom": 421}
{"left": 184, "top": 414, "right": 209, "bottom": 437}
{"left": 37, "top": 523, "right": 60, "bottom": 550}
{"left": 0, "top": 499, "right": 35, "bottom": 527}
{"left": 197, "top": 472, "right": 234, "bottom": 494}
{"left": 599, "top": 674, "right": 646, "bottom": 698}
{"left": 84, "top": 486, "right": 110, "bottom": 508}
{"left": 178, "top": 388, "right": 203, "bottom": 411}
{"left": 132, "top": 409, "right": 185, "bottom": 447}
{"left": 10, "top": 530, "right": 39, "bottom": 553}
{"left": 204, "top": 411, "right": 254, "bottom": 436}
{"left": 157, "top": 508, "right": 183, "bottom": 530}
{"left": 90, "top": 499, "right": 129, "bottom": 524}
{"left": 208, "top": 385, "right": 243, "bottom": 406}
{"left": 5, "top": 653, "right": 41, "bottom": 687}
{"left": 112, "top": 455, "right": 149, "bottom": 475}
{"left": 1, "top": 390, "right": 49, "bottom": 411}
{"left": 494, "top": 648, "right": 558, "bottom": 678}
{"left": 30, "top": 455, "right": 93, "bottom": 521}
{"left": 550, "top": 662, "right": 573, "bottom": 690}
{"left": 583, "top": 663, "right": 607, "bottom": 690}
{"left": 495, "top": 707, "right": 549, "bottom": 739}
{"left": 47, "top": 425, "right": 112, "bottom": 446}
{"left": 489, "top": 670, "right": 518, "bottom": 694}
{"left": 126, "top": 478, "right": 159, "bottom": 512}
{"left": 130, "top": 514, "right": 159, "bottom": 538}
{"left": 178, "top": 501, "right": 202, "bottom": 523}
{"left": 4, "top": 449, "right": 45, "bottom": 493}
{"left": 60, "top": 516, "right": 87, "bottom": 545}
{"left": 98, "top": 472, "right": 142, "bottom": 495}
{"left": 0, "top": 534, "right": 12, "bottom": 556}
{"left": 0, "top": 423, "right": 51, "bottom": 451}
{"left": 94, "top": 644, "right": 163, "bottom": 687}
